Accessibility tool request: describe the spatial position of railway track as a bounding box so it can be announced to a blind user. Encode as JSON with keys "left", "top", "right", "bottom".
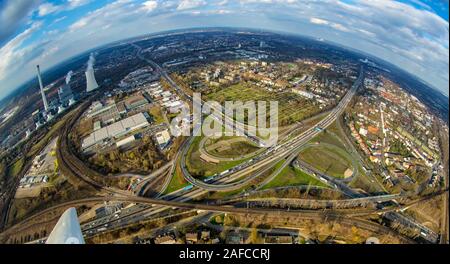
{"left": 0, "top": 195, "right": 418, "bottom": 243}
{"left": 8, "top": 53, "right": 441, "bottom": 244}
{"left": 1, "top": 186, "right": 446, "bottom": 243}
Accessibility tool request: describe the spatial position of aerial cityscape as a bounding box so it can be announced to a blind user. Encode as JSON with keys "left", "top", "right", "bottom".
{"left": 0, "top": 0, "right": 448, "bottom": 247}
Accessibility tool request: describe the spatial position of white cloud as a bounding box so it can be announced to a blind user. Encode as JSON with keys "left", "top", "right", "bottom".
{"left": 218, "top": 0, "right": 229, "bottom": 6}
{"left": 0, "top": 22, "right": 42, "bottom": 81}
{"left": 330, "top": 22, "right": 350, "bottom": 32}
{"left": 0, "top": 0, "right": 448, "bottom": 99}
{"left": 38, "top": 0, "right": 92, "bottom": 17}
{"left": 142, "top": 1, "right": 158, "bottom": 12}
{"left": 68, "top": 0, "right": 92, "bottom": 8}
{"left": 38, "top": 3, "right": 61, "bottom": 17}
{"left": 310, "top": 17, "right": 328, "bottom": 25}
{"left": 177, "top": 0, "right": 206, "bottom": 10}
{"left": 53, "top": 16, "right": 67, "bottom": 24}
{"left": 0, "top": 0, "right": 40, "bottom": 44}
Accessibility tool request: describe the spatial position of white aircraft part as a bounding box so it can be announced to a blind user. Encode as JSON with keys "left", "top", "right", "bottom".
{"left": 46, "top": 208, "right": 85, "bottom": 244}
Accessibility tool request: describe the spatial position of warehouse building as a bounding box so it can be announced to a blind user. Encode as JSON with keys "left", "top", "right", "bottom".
{"left": 154, "top": 129, "right": 171, "bottom": 150}
{"left": 82, "top": 113, "right": 150, "bottom": 150}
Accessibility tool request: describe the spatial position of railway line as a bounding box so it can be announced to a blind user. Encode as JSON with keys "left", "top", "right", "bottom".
{"left": 154, "top": 57, "right": 444, "bottom": 244}
{"left": 179, "top": 66, "right": 364, "bottom": 191}
{"left": 1, "top": 178, "right": 446, "bottom": 242}
{"left": 3, "top": 191, "right": 445, "bottom": 244}
{"left": 3, "top": 45, "right": 444, "bottom": 245}
{"left": 48, "top": 58, "right": 444, "bottom": 245}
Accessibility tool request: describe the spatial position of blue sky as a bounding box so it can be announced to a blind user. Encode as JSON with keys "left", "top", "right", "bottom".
{"left": 0, "top": 0, "right": 448, "bottom": 100}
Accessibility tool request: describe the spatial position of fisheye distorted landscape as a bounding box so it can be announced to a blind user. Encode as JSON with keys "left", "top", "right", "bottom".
{"left": 0, "top": 0, "right": 448, "bottom": 245}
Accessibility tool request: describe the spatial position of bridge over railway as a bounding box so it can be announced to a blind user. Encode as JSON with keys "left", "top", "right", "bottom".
{"left": 1, "top": 185, "right": 447, "bottom": 244}
{"left": 180, "top": 68, "right": 364, "bottom": 192}
{"left": 4, "top": 46, "right": 444, "bottom": 245}
{"left": 220, "top": 194, "right": 402, "bottom": 208}
{"left": 1, "top": 191, "right": 440, "bottom": 244}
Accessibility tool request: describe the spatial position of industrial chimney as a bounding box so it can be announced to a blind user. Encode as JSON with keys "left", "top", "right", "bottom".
{"left": 85, "top": 53, "right": 99, "bottom": 92}
{"left": 36, "top": 65, "right": 49, "bottom": 112}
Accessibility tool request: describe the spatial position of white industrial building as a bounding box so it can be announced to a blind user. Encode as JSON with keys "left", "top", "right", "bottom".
{"left": 82, "top": 113, "right": 149, "bottom": 150}
{"left": 116, "top": 135, "right": 136, "bottom": 148}
{"left": 155, "top": 129, "right": 171, "bottom": 149}
{"left": 87, "top": 102, "right": 117, "bottom": 118}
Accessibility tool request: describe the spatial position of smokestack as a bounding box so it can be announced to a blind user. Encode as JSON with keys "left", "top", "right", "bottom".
{"left": 37, "top": 65, "right": 49, "bottom": 112}
{"left": 65, "top": 70, "right": 73, "bottom": 84}
{"left": 85, "top": 53, "right": 99, "bottom": 92}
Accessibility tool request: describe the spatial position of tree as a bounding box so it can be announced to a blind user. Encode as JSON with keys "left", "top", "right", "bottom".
{"left": 142, "top": 160, "right": 150, "bottom": 171}
{"left": 249, "top": 227, "right": 261, "bottom": 244}
{"left": 214, "top": 215, "right": 223, "bottom": 224}
{"left": 109, "top": 150, "right": 118, "bottom": 161}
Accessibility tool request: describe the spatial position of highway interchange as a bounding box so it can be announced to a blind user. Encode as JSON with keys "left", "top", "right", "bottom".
{"left": 179, "top": 65, "right": 362, "bottom": 192}
{"left": 0, "top": 43, "right": 447, "bottom": 244}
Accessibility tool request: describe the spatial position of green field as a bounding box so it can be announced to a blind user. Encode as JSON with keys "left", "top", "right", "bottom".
{"left": 186, "top": 136, "right": 250, "bottom": 179}
{"left": 310, "top": 126, "right": 346, "bottom": 149}
{"left": 7, "top": 157, "right": 24, "bottom": 179}
{"left": 149, "top": 106, "right": 165, "bottom": 125}
{"left": 204, "top": 136, "right": 260, "bottom": 158}
{"left": 262, "top": 163, "right": 327, "bottom": 190}
{"left": 205, "top": 83, "right": 320, "bottom": 126}
{"left": 299, "top": 145, "right": 353, "bottom": 179}
{"left": 205, "top": 185, "right": 250, "bottom": 200}
{"left": 163, "top": 167, "right": 189, "bottom": 194}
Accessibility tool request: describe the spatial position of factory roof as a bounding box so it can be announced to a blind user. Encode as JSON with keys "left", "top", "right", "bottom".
{"left": 116, "top": 135, "right": 136, "bottom": 148}
{"left": 155, "top": 130, "right": 171, "bottom": 146}
{"left": 82, "top": 113, "right": 149, "bottom": 150}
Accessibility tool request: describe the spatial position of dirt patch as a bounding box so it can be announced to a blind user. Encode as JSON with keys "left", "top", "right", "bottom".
{"left": 344, "top": 168, "right": 354, "bottom": 178}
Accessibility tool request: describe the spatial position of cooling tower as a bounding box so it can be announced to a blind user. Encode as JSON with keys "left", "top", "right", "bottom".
{"left": 85, "top": 69, "right": 99, "bottom": 92}
{"left": 36, "top": 65, "right": 49, "bottom": 111}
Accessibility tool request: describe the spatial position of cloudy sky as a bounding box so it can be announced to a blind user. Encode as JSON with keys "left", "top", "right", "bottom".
{"left": 0, "top": 0, "right": 448, "bottom": 100}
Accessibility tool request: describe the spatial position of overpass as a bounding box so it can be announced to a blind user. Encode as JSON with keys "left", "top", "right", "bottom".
{"left": 180, "top": 66, "right": 364, "bottom": 191}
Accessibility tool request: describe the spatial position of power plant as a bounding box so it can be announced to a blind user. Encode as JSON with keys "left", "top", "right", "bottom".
{"left": 86, "top": 53, "right": 99, "bottom": 92}
{"left": 36, "top": 65, "right": 49, "bottom": 112}
{"left": 31, "top": 54, "right": 100, "bottom": 131}
{"left": 58, "top": 71, "right": 76, "bottom": 113}
{"left": 33, "top": 66, "right": 78, "bottom": 129}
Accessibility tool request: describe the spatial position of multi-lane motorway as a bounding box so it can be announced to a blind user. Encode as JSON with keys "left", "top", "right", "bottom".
{"left": 1, "top": 43, "right": 445, "bottom": 244}
{"left": 5, "top": 189, "right": 446, "bottom": 244}
{"left": 180, "top": 66, "right": 364, "bottom": 191}
{"left": 127, "top": 45, "right": 443, "bottom": 243}
{"left": 132, "top": 43, "right": 263, "bottom": 146}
